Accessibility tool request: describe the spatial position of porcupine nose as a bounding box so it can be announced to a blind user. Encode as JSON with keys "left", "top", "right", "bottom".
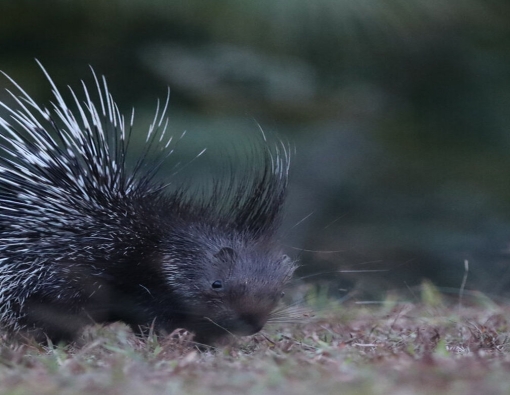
{"left": 235, "top": 313, "right": 265, "bottom": 335}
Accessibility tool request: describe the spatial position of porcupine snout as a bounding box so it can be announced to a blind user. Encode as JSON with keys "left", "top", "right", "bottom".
{"left": 207, "top": 308, "right": 271, "bottom": 337}
{"left": 234, "top": 313, "right": 266, "bottom": 335}
{"left": 214, "top": 282, "right": 284, "bottom": 337}
{"left": 215, "top": 299, "right": 272, "bottom": 336}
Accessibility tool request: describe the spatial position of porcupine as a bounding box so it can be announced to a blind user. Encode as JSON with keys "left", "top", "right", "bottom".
{"left": 0, "top": 62, "right": 295, "bottom": 344}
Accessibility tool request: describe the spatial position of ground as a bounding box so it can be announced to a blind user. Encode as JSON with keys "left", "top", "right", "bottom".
{"left": 1, "top": 283, "right": 510, "bottom": 395}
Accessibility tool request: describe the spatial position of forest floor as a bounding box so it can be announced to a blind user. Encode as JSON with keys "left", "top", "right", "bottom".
{"left": 1, "top": 283, "right": 510, "bottom": 395}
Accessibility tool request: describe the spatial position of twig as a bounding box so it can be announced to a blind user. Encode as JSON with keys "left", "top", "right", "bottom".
{"left": 458, "top": 259, "right": 469, "bottom": 310}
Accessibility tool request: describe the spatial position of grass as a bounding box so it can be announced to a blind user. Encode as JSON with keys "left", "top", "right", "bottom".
{"left": 1, "top": 284, "right": 510, "bottom": 395}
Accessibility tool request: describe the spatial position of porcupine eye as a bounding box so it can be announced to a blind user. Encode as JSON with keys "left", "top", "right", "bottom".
{"left": 210, "top": 248, "right": 233, "bottom": 290}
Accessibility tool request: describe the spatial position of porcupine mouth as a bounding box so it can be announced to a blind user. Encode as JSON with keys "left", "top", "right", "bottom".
{"left": 225, "top": 313, "right": 266, "bottom": 336}
{"left": 199, "top": 313, "right": 266, "bottom": 339}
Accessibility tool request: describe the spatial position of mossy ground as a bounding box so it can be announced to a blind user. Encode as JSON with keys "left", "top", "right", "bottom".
{"left": 1, "top": 283, "right": 510, "bottom": 395}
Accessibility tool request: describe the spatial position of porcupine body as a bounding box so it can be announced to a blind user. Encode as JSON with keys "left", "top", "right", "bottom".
{"left": 0, "top": 63, "right": 295, "bottom": 343}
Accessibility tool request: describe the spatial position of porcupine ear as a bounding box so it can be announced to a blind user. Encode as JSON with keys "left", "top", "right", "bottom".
{"left": 232, "top": 138, "right": 290, "bottom": 240}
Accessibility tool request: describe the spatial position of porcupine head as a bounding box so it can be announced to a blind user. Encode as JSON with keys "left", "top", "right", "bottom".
{"left": 0, "top": 62, "right": 295, "bottom": 344}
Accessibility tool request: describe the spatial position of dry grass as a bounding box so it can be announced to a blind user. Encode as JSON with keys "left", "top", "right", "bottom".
{"left": 1, "top": 283, "right": 510, "bottom": 395}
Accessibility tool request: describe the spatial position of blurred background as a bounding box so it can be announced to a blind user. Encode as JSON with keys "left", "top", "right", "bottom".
{"left": 1, "top": 0, "right": 510, "bottom": 299}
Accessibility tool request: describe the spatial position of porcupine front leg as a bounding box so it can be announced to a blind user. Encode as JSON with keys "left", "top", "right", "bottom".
{"left": 17, "top": 265, "right": 117, "bottom": 342}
